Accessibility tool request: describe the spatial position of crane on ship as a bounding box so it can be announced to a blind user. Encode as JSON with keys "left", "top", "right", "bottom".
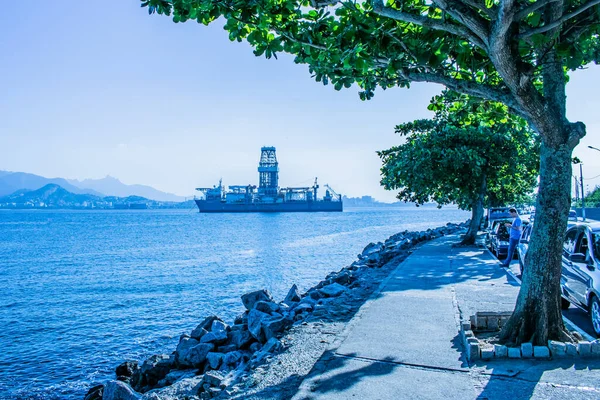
{"left": 324, "top": 184, "right": 342, "bottom": 202}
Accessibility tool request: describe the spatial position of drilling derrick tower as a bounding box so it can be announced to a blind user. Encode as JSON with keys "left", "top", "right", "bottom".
{"left": 258, "top": 146, "right": 279, "bottom": 196}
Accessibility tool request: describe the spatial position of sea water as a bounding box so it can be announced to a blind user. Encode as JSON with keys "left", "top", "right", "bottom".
{"left": 0, "top": 206, "right": 469, "bottom": 399}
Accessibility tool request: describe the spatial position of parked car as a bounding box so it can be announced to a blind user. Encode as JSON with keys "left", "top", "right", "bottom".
{"left": 568, "top": 209, "right": 578, "bottom": 222}
{"left": 516, "top": 222, "right": 533, "bottom": 275}
{"left": 561, "top": 222, "right": 600, "bottom": 336}
{"left": 490, "top": 221, "right": 511, "bottom": 259}
{"left": 485, "top": 207, "right": 512, "bottom": 229}
{"left": 485, "top": 219, "right": 510, "bottom": 249}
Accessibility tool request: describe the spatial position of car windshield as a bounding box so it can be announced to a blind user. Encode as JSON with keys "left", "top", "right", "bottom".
{"left": 593, "top": 232, "right": 600, "bottom": 263}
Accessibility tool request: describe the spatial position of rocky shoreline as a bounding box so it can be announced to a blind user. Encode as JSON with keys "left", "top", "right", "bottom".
{"left": 85, "top": 221, "right": 468, "bottom": 400}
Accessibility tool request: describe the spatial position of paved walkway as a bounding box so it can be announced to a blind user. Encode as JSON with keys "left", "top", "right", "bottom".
{"left": 292, "top": 235, "right": 600, "bottom": 400}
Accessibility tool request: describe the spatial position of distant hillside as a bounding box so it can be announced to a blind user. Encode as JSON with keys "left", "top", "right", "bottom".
{"left": 0, "top": 184, "right": 192, "bottom": 210}
{"left": 67, "top": 175, "right": 185, "bottom": 202}
{"left": 0, "top": 171, "right": 104, "bottom": 197}
{"left": 0, "top": 184, "right": 102, "bottom": 206}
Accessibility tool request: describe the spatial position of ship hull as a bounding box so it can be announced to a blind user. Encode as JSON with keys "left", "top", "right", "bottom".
{"left": 195, "top": 200, "right": 342, "bottom": 213}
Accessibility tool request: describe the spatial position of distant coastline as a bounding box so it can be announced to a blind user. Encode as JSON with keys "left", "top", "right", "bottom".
{"left": 0, "top": 184, "right": 195, "bottom": 210}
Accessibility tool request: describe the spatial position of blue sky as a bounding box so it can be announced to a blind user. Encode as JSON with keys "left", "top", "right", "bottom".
{"left": 1, "top": 1, "right": 599, "bottom": 201}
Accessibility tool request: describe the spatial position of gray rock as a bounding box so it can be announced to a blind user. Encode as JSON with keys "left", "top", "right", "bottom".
{"left": 294, "top": 303, "right": 314, "bottom": 314}
{"left": 206, "top": 352, "right": 223, "bottom": 369}
{"left": 103, "top": 380, "right": 141, "bottom": 400}
{"left": 163, "top": 369, "right": 196, "bottom": 386}
{"left": 211, "top": 320, "right": 228, "bottom": 332}
{"left": 187, "top": 343, "right": 214, "bottom": 367}
{"left": 84, "top": 384, "right": 104, "bottom": 400}
{"left": 175, "top": 337, "right": 199, "bottom": 365}
{"left": 247, "top": 309, "right": 270, "bottom": 341}
{"left": 254, "top": 300, "right": 280, "bottom": 314}
{"left": 223, "top": 350, "right": 243, "bottom": 365}
{"left": 116, "top": 361, "right": 138, "bottom": 380}
{"left": 217, "top": 344, "right": 238, "bottom": 353}
{"left": 262, "top": 316, "right": 293, "bottom": 340}
{"left": 262, "top": 337, "right": 282, "bottom": 353}
{"left": 318, "top": 283, "right": 347, "bottom": 297}
{"left": 230, "top": 323, "right": 247, "bottom": 331}
{"left": 241, "top": 289, "right": 273, "bottom": 310}
{"left": 229, "top": 329, "right": 253, "bottom": 349}
{"left": 283, "top": 284, "right": 301, "bottom": 305}
{"left": 200, "top": 329, "right": 228, "bottom": 344}
{"left": 140, "top": 354, "right": 173, "bottom": 387}
{"left": 249, "top": 342, "right": 261, "bottom": 353}
{"left": 202, "top": 370, "right": 225, "bottom": 388}
{"left": 191, "top": 316, "right": 221, "bottom": 339}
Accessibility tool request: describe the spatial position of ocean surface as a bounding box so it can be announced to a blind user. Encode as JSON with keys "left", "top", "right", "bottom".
{"left": 0, "top": 206, "right": 469, "bottom": 399}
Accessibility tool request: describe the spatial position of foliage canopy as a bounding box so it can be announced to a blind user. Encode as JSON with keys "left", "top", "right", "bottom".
{"left": 378, "top": 91, "right": 539, "bottom": 211}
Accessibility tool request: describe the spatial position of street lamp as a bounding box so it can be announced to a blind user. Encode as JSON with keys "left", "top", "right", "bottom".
{"left": 589, "top": 146, "right": 600, "bottom": 152}
{"left": 573, "top": 157, "right": 586, "bottom": 221}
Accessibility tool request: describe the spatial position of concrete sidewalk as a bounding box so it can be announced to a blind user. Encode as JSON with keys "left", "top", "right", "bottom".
{"left": 292, "top": 235, "right": 600, "bottom": 400}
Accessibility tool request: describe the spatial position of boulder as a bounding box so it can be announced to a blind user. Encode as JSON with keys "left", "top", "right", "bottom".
{"left": 187, "top": 343, "right": 214, "bottom": 367}
{"left": 191, "top": 316, "right": 222, "bottom": 339}
{"left": 223, "top": 350, "right": 243, "bottom": 365}
{"left": 283, "top": 284, "right": 301, "bottom": 305}
{"left": 241, "top": 289, "right": 273, "bottom": 310}
{"left": 318, "top": 283, "right": 347, "bottom": 297}
{"left": 175, "top": 337, "right": 200, "bottom": 365}
{"left": 247, "top": 309, "right": 271, "bottom": 341}
{"left": 103, "top": 380, "right": 141, "bottom": 400}
{"left": 199, "top": 329, "right": 228, "bottom": 344}
{"left": 254, "top": 300, "right": 280, "bottom": 314}
{"left": 229, "top": 329, "right": 253, "bottom": 349}
{"left": 262, "top": 337, "right": 283, "bottom": 353}
{"left": 206, "top": 352, "right": 223, "bottom": 369}
{"left": 217, "top": 344, "right": 238, "bottom": 353}
{"left": 211, "top": 320, "right": 229, "bottom": 332}
{"left": 84, "top": 384, "right": 104, "bottom": 400}
{"left": 202, "top": 370, "right": 225, "bottom": 388}
{"left": 262, "top": 316, "right": 293, "bottom": 340}
{"left": 140, "top": 354, "right": 173, "bottom": 387}
{"left": 116, "top": 361, "right": 138, "bottom": 382}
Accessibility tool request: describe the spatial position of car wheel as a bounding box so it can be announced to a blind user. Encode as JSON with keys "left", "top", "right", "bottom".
{"left": 590, "top": 296, "right": 600, "bottom": 337}
{"left": 561, "top": 297, "right": 571, "bottom": 310}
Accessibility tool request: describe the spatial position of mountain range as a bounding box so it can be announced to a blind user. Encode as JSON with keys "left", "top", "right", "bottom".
{"left": 0, "top": 171, "right": 185, "bottom": 202}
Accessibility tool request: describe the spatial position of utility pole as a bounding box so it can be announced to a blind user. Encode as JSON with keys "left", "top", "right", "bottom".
{"left": 580, "top": 163, "right": 586, "bottom": 221}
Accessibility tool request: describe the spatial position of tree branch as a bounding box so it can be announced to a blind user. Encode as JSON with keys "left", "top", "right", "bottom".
{"left": 432, "top": 0, "right": 491, "bottom": 45}
{"left": 399, "top": 70, "right": 528, "bottom": 118}
{"left": 520, "top": 0, "right": 600, "bottom": 38}
{"left": 515, "top": 0, "right": 560, "bottom": 21}
{"left": 370, "top": 0, "right": 487, "bottom": 49}
{"left": 461, "top": 0, "right": 494, "bottom": 17}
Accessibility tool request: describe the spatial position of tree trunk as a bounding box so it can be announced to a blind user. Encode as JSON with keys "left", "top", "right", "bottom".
{"left": 500, "top": 137, "right": 575, "bottom": 345}
{"left": 461, "top": 177, "right": 486, "bottom": 245}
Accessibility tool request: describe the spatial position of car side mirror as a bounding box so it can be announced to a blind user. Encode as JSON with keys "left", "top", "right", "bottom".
{"left": 570, "top": 253, "right": 586, "bottom": 263}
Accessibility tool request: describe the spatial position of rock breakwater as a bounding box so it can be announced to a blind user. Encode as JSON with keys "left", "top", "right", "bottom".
{"left": 85, "top": 222, "right": 468, "bottom": 400}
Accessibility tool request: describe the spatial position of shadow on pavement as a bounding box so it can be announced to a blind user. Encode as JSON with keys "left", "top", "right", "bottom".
{"left": 294, "top": 351, "right": 398, "bottom": 399}
{"left": 475, "top": 358, "right": 600, "bottom": 400}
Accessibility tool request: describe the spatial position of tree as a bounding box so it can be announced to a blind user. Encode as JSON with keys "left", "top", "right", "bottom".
{"left": 141, "top": 0, "right": 600, "bottom": 344}
{"left": 378, "top": 91, "right": 539, "bottom": 245}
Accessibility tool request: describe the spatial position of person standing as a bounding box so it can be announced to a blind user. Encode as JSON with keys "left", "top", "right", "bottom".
{"left": 501, "top": 207, "right": 522, "bottom": 267}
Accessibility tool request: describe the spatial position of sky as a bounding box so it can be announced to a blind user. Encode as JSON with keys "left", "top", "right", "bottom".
{"left": 1, "top": 1, "right": 599, "bottom": 202}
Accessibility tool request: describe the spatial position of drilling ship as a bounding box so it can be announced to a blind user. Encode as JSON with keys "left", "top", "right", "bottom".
{"left": 194, "top": 147, "right": 343, "bottom": 213}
